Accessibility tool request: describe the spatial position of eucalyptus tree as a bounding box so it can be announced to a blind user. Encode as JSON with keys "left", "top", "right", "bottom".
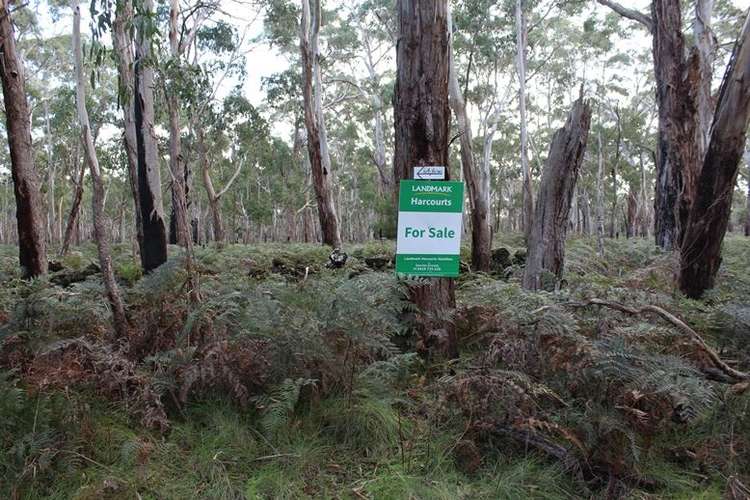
{"left": 72, "top": 0, "right": 127, "bottom": 334}
{"left": 0, "top": 1, "right": 47, "bottom": 277}
{"left": 299, "top": 0, "right": 342, "bottom": 247}
{"left": 164, "top": 0, "right": 217, "bottom": 246}
{"left": 680, "top": 12, "right": 750, "bottom": 298}
{"left": 394, "top": 0, "right": 457, "bottom": 359}
{"left": 516, "top": 0, "right": 533, "bottom": 240}
{"left": 596, "top": 0, "right": 716, "bottom": 250}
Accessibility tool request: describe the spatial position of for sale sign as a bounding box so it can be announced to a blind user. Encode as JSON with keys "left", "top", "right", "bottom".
{"left": 396, "top": 180, "right": 465, "bottom": 277}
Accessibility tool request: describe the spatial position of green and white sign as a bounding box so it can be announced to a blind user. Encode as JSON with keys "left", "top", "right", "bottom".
{"left": 396, "top": 180, "right": 465, "bottom": 277}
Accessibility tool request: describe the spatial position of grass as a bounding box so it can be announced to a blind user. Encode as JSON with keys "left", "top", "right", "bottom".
{"left": 1, "top": 234, "right": 750, "bottom": 498}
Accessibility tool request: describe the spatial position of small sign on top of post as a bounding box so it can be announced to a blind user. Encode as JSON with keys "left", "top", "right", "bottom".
{"left": 413, "top": 165, "right": 446, "bottom": 180}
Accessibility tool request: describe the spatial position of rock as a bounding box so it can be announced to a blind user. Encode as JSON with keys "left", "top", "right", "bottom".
{"left": 512, "top": 249, "right": 527, "bottom": 266}
{"left": 490, "top": 248, "right": 511, "bottom": 272}
{"left": 48, "top": 260, "right": 64, "bottom": 273}
{"left": 364, "top": 256, "right": 390, "bottom": 271}
{"left": 326, "top": 248, "right": 348, "bottom": 269}
{"left": 50, "top": 262, "right": 101, "bottom": 287}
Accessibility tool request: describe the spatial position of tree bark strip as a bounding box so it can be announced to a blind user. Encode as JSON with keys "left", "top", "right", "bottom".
{"left": 0, "top": 0, "right": 48, "bottom": 277}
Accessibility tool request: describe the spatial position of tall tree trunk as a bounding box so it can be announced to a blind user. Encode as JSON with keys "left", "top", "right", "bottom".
{"left": 113, "top": 0, "right": 144, "bottom": 261}
{"left": 745, "top": 158, "right": 750, "bottom": 237}
{"left": 0, "top": 1, "right": 47, "bottom": 278}
{"left": 595, "top": 130, "right": 606, "bottom": 257}
{"left": 516, "top": 0, "right": 533, "bottom": 240}
{"left": 652, "top": 0, "right": 701, "bottom": 250}
{"left": 362, "top": 29, "right": 392, "bottom": 198}
{"left": 523, "top": 98, "right": 592, "bottom": 291}
{"left": 300, "top": 0, "right": 342, "bottom": 248}
{"left": 134, "top": 0, "right": 168, "bottom": 272}
{"left": 679, "top": 13, "right": 750, "bottom": 298}
{"left": 395, "top": 0, "right": 457, "bottom": 360}
{"left": 598, "top": 1, "right": 710, "bottom": 251}
{"left": 167, "top": 0, "right": 190, "bottom": 247}
{"left": 60, "top": 151, "right": 85, "bottom": 256}
{"left": 694, "top": 0, "right": 715, "bottom": 157}
{"left": 196, "top": 126, "right": 242, "bottom": 246}
{"left": 44, "top": 100, "right": 58, "bottom": 245}
{"left": 73, "top": 0, "right": 128, "bottom": 335}
{"left": 448, "top": 16, "right": 491, "bottom": 272}
{"left": 626, "top": 188, "right": 638, "bottom": 238}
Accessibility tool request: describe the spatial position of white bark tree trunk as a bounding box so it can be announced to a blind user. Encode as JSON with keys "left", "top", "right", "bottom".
{"left": 516, "top": 0, "right": 533, "bottom": 240}
{"left": 73, "top": 0, "right": 128, "bottom": 335}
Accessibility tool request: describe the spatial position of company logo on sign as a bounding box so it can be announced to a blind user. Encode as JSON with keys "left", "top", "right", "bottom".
{"left": 413, "top": 166, "right": 446, "bottom": 180}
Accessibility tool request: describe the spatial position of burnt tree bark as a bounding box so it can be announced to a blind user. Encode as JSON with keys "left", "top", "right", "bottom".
{"left": 113, "top": 0, "right": 144, "bottom": 261}
{"left": 73, "top": 0, "right": 128, "bottom": 335}
{"left": 448, "top": 13, "right": 491, "bottom": 272}
{"left": 0, "top": 1, "right": 47, "bottom": 278}
{"left": 134, "top": 0, "right": 168, "bottom": 272}
{"left": 680, "top": 13, "right": 750, "bottom": 298}
{"left": 523, "top": 98, "right": 592, "bottom": 291}
{"left": 300, "top": 0, "right": 342, "bottom": 248}
{"left": 394, "top": 0, "right": 457, "bottom": 359}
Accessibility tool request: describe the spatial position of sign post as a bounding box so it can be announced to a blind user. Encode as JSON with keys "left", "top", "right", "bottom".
{"left": 395, "top": 180, "right": 464, "bottom": 277}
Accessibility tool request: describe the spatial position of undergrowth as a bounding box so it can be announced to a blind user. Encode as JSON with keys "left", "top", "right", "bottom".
{"left": 0, "top": 236, "right": 749, "bottom": 498}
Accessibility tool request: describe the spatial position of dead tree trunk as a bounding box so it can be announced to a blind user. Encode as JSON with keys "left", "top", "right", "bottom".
{"left": 523, "top": 98, "right": 592, "bottom": 291}
{"left": 113, "top": 0, "right": 144, "bottom": 261}
{"left": 395, "top": 0, "right": 457, "bottom": 360}
{"left": 134, "top": 0, "right": 168, "bottom": 272}
{"left": 300, "top": 0, "right": 342, "bottom": 248}
{"left": 448, "top": 16, "right": 491, "bottom": 272}
{"left": 516, "top": 0, "right": 533, "bottom": 240}
{"left": 73, "top": 0, "right": 128, "bottom": 335}
{"left": 680, "top": 13, "right": 750, "bottom": 298}
{"left": 0, "top": 1, "right": 47, "bottom": 278}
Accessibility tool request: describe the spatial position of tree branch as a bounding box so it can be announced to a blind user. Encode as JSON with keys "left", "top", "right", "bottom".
{"left": 533, "top": 299, "right": 749, "bottom": 381}
{"left": 596, "top": 0, "right": 654, "bottom": 33}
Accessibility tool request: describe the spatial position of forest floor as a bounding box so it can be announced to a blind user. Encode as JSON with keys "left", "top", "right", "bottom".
{"left": 1, "top": 235, "right": 750, "bottom": 499}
